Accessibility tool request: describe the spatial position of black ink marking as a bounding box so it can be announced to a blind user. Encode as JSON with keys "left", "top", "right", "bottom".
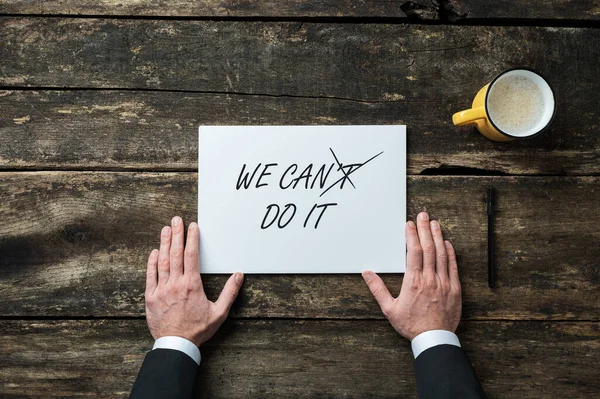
{"left": 314, "top": 203, "right": 337, "bottom": 228}
{"left": 236, "top": 163, "right": 262, "bottom": 190}
{"left": 310, "top": 164, "right": 334, "bottom": 189}
{"left": 261, "top": 204, "right": 280, "bottom": 229}
{"left": 303, "top": 203, "right": 318, "bottom": 228}
{"left": 261, "top": 203, "right": 297, "bottom": 229}
{"left": 279, "top": 164, "right": 298, "bottom": 189}
{"left": 329, "top": 148, "right": 356, "bottom": 189}
{"left": 319, "top": 150, "right": 384, "bottom": 197}
{"left": 256, "top": 163, "right": 278, "bottom": 188}
{"left": 304, "top": 203, "right": 338, "bottom": 228}
{"left": 293, "top": 164, "right": 313, "bottom": 189}
{"left": 278, "top": 204, "right": 297, "bottom": 228}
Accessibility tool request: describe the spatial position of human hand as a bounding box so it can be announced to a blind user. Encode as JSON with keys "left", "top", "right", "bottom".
{"left": 145, "top": 216, "right": 244, "bottom": 347}
{"left": 362, "top": 212, "right": 462, "bottom": 341}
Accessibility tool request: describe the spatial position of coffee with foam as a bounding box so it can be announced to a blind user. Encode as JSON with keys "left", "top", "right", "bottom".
{"left": 486, "top": 70, "right": 554, "bottom": 137}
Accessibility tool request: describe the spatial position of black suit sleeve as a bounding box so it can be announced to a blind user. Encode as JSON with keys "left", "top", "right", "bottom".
{"left": 130, "top": 349, "right": 199, "bottom": 399}
{"left": 413, "top": 344, "right": 486, "bottom": 399}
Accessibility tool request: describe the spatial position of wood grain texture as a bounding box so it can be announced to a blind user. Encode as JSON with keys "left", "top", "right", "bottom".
{"left": 2, "top": 20, "right": 598, "bottom": 100}
{"left": 447, "top": 0, "right": 600, "bottom": 21}
{"left": 1, "top": 89, "right": 598, "bottom": 175}
{"left": 1, "top": 0, "right": 599, "bottom": 20}
{"left": 0, "top": 0, "right": 417, "bottom": 18}
{"left": 1, "top": 172, "right": 598, "bottom": 319}
{"left": 1, "top": 319, "right": 599, "bottom": 398}
{"left": 2, "top": 21, "right": 598, "bottom": 174}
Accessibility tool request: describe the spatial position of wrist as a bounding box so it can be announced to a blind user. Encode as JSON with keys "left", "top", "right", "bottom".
{"left": 406, "top": 325, "right": 457, "bottom": 341}
{"left": 153, "top": 330, "right": 201, "bottom": 347}
{"left": 410, "top": 330, "right": 461, "bottom": 359}
{"left": 153, "top": 336, "right": 201, "bottom": 365}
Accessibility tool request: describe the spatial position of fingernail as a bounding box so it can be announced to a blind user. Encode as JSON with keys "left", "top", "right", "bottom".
{"left": 235, "top": 272, "right": 244, "bottom": 284}
{"left": 172, "top": 216, "right": 181, "bottom": 226}
{"left": 189, "top": 222, "right": 197, "bottom": 230}
{"left": 362, "top": 271, "right": 372, "bottom": 283}
{"left": 419, "top": 212, "right": 429, "bottom": 221}
{"left": 161, "top": 226, "right": 170, "bottom": 236}
{"left": 431, "top": 220, "right": 439, "bottom": 229}
{"left": 407, "top": 221, "right": 416, "bottom": 229}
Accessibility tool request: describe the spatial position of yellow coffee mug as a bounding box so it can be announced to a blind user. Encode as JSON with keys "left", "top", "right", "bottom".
{"left": 452, "top": 68, "right": 556, "bottom": 142}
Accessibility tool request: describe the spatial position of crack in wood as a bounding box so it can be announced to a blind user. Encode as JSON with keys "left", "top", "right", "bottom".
{"left": 0, "top": 85, "right": 435, "bottom": 105}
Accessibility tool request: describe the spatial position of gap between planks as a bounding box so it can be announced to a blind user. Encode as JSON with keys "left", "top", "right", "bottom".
{"left": 0, "top": 85, "right": 464, "bottom": 105}
{"left": 0, "top": 170, "right": 598, "bottom": 177}
{"left": 0, "top": 13, "right": 599, "bottom": 28}
{"left": 0, "top": 316, "right": 597, "bottom": 323}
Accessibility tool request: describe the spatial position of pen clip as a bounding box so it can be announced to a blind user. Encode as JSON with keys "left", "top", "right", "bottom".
{"left": 487, "top": 186, "right": 494, "bottom": 216}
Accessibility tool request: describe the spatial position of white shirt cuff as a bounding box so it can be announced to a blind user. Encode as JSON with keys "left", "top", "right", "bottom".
{"left": 411, "top": 330, "right": 461, "bottom": 359}
{"left": 153, "top": 336, "right": 201, "bottom": 365}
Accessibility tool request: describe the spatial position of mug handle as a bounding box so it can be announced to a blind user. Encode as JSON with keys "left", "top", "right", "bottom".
{"left": 452, "top": 106, "right": 486, "bottom": 126}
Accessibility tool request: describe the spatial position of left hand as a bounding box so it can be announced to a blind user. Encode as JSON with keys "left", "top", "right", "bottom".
{"left": 145, "top": 216, "right": 244, "bottom": 347}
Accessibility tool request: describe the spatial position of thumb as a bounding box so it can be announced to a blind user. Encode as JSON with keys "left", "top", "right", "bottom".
{"left": 215, "top": 272, "right": 244, "bottom": 317}
{"left": 362, "top": 271, "right": 394, "bottom": 314}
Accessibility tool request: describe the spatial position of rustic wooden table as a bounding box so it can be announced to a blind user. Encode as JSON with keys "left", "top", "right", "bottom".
{"left": 1, "top": 1, "right": 599, "bottom": 397}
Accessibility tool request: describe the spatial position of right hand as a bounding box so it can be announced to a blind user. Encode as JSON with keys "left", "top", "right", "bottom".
{"left": 362, "top": 212, "right": 462, "bottom": 341}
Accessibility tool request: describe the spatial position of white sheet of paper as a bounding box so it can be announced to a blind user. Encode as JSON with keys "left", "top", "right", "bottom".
{"left": 198, "top": 125, "right": 406, "bottom": 274}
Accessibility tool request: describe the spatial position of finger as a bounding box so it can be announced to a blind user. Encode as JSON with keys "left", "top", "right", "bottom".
{"left": 184, "top": 222, "right": 200, "bottom": 276}
{"left": 405, "top": 221, "right": 423, "bottom": 276}
{"left": 430, "top": 220, "right": 448, "bottom": 280}
{"left": 445, "top": 240, "right": 461, "bottom": 289}
{"left": 362, "top": 271, "right": 394, "bottom": 315}
{"left": 169, "top": 216, "right": 185, "bottom": 278}
{"left": 214, "top": 272, "right": 244, "bottom": 317}
{"left": 145, "top": 249, "right": 159, "bottom": 295}
{"left": 158, "top": 226, "right": 171, "bottom": 284}
{"left": 416, "top": 212, "right": 436, "bottom": 276}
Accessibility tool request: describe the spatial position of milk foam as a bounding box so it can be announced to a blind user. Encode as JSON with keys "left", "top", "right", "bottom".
{"left": 487, "top": 75, "right": 546, "bottom": 137}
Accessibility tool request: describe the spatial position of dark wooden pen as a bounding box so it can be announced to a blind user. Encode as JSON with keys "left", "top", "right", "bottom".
{"left": 487, "top": 186, "right": 496, "bottom": 288}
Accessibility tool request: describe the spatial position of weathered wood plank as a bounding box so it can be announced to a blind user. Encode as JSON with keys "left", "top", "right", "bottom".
{"left": 1, "top": 172, "right": 598, "bottom": 319}
{"left": 0, "top": 320, "right": 598, "bottom": 398}
{"left": 447, "top": 0, "right": 600, "bottom": 21}
{"left": 1, "top": 90, "right": 598, "bottom": 175}
{"left": 0, "top": 0, "right": 415, "bottom": 18}
{"left": 1, "top": 0, "right": 599, "bottom": 20}
{"left": 1, "top": 20, "right": 598, "bottom": 101}
{"left": 2, "top": 21, "right": 598, "bottom": 174}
